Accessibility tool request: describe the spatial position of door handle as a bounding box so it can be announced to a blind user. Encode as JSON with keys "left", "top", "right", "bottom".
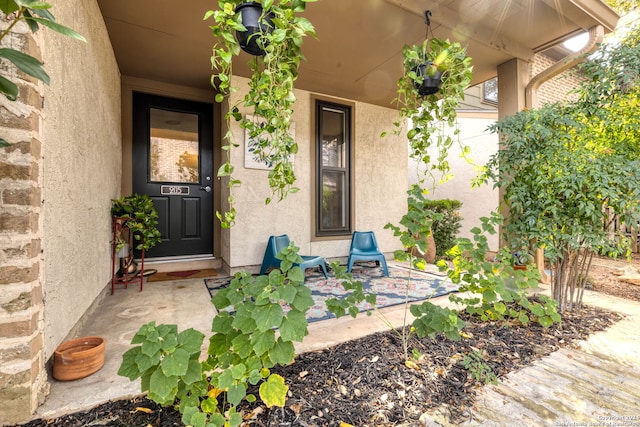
{"left": 200, "top": 186, "right": 212, "bottom": 193}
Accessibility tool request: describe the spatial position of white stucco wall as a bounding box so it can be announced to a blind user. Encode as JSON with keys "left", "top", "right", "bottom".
{"left": 226, "top": 76, "right": 407, "bottom": 271}
{"left": 41, "top": 0, "right": 121, "bottom": 359}
{"left": 409, "top": 113, "right": 500, "bottom": 251}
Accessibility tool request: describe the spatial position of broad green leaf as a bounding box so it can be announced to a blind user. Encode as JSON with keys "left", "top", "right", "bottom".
{"left": 117, "top": 347, "right": 142, "bottom": 380}
{"left": 250, "top": 329, "right": 276, "bottom": 356}
{"left": 0, "top": 0, "right": 20, "bottom": 14}
{"left": 148, "top": 368, "right": 178, "bottom": 405}
{"left": 208, "top": 333, "right": 229, "bottom": 356}
{"left": 227, "top": 382, "right": 247, "bottom": 406}
{"left": 230, "top": 363, "right": 246, "bottom": 380}
{"left": 291, "top": 285, "right": 314, "bottom": 311}
{"left": 269, "top": 339, "right": 295, "bottom": 365}
{"left": 231, "top": 333, "right": 253, "bottom": 359}
{"left": 135, "top": 349, "right": 159, "bottom": 373}
{"left": 277, "top": 282, "right": 297, "bottom": 303}
{"left": 182, "top": 407, "right": 207, "bottom": 427}
{"left": 209, "top": 413, "right": 226, "bottom": 426}
{"left": 26, "top": 16, "right": 86, "bottom": 41}
{"left": 181, "top": 358, "right": 203, "bottom": 385}
{"left": 259, "top": 374, "right": 288, "bottom": 407}
{"left": 160, "top": 347, "right": 190, "bottom": 377}
{"left": 228, "top": 411, "right": 243, "bottom": 427}
{"left": 177, "top": 328, "right": 205, "bottom": 354}
{"left": 0, "top": 73, "right": 19, "bottom": 100}
{"left": 211, "top": 312, "right": 233, "bottom": 333}
{"left": 140, "top": 338, "right": 161, "bottom": 357}
{"left": 253, "top": 302, "right": 283, "bottom": 331}
{"left": 539, "top": 316, "right": 554, "bottom": 328}
{"left": 279, "top": 310, "right": 307, "bottom": 342}
{"left": 0, "top": 48, "right": 49, "bottom": 83}
{"left": 287, "top": 267, "right": 305, "bottom": 283}
{"left": 232, "top": 304, "right": 258, "bottom": 333}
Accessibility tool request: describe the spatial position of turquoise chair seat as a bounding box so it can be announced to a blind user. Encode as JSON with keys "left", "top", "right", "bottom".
{"left": 259, "top": 234, "right": 328, "bottom": 280}
{"left": 347, "top": 231, "right": 389, "bottom": 276}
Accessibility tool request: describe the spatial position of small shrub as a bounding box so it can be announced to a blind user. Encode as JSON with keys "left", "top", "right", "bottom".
{"left": 461, "top": 350, "right": 497, "bottom": 385}
{"left": 439, "top": 212, "right": 561, "bottom": 328}
{"left": 119, "top": 243, "right": 314, "bottom": 427}
{"left": 423, "top": 199, "right": 463, "bottom": 260}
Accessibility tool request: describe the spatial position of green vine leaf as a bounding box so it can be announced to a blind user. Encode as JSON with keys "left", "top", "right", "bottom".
{"left": 205, "top": 0, "right": 316, "bottom": 225}
{"left": 259, "top": 374, "right": 288, "bottom": 408}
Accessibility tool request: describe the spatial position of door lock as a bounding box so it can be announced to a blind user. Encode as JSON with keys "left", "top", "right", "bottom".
{"left": 200, "top": 185, "right": 212, "bottom": 193}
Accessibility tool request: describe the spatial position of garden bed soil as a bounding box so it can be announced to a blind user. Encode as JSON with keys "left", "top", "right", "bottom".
{"left": 16, "top": 255, "right": 636, "bottom": 427}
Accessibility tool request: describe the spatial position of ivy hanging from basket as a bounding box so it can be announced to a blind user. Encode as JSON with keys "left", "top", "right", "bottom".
{"left": 391, "top": 10, "right": 474, "bottom": 187}
{"left": 206, "top": 0, "right": 317, "bottom": 228}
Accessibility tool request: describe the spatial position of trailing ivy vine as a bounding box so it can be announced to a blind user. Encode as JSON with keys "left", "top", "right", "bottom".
{"left": 392, "top": 37, "right": 473, "bottom": 186}
{"left": 206, "top": 0, "right": 316, "bottom": 228}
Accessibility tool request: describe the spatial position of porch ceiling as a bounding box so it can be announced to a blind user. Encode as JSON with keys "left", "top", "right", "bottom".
{"left": 96, "top": 0, "right": 618, "bottom": 108}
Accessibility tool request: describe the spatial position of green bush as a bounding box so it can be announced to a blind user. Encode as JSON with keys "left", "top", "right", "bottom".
{"left": 424, "top": 199, "right": 463, "bottom": 259}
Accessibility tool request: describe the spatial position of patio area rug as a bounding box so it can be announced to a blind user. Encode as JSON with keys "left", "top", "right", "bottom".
{"left": 204, "top": 263, "right": 457, "bottom": 323}
{"left": 147, "top": 268, "right": 217, "bottom": 282}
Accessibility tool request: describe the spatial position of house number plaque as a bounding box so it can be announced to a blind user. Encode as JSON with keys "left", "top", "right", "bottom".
{"left": 161, "top": 185, "right": 190, "bottom": 195}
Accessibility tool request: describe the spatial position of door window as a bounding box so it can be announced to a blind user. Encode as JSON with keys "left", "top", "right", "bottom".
{"left": 149, "top": 109, "right": 200, "bottom": 183}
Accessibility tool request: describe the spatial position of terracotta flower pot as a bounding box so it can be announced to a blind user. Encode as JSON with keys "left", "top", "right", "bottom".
{"left": 53, "top": 336, "right": 105, "bottom": 381}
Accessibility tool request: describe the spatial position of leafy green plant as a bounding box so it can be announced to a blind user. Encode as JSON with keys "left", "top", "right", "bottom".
{"left": 478, "top": 25, "right": 640, "bottom": 313}
{"left": 461, "top": 350, "right": 497, "bottom": 385}
{"left": 0, "top": 0, "right": 85, "bottom": 146}
{"left": 119, "top": 242, "right": 315, "bottom": 427}
{"left": 327, "top": 185, "right": 466, "bottom": 361}
{"left": 392, "top": 37, "right": 473, "bottom": 186}
{"left": 439, "top": 212, "right": 561, "bottom": 328}
{"left": 117, "top": 322, "right": 206, "bottom": 406}
{"left": 111, "top": 194, "right": 162, "bottom": 251}
{"left": 205, "top": 0, "right": 316, "bottom": 228}
{"left": 423, "top": 198, "right": 463, "bottom": 259}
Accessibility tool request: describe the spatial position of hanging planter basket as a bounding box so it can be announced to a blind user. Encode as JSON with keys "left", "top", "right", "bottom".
{"left": 235, "top": 2, "right": 274, "bottom": 56}
{"left": 413, "top": 62, "right": 443, "bottom": 96}
{"left": 52, "top": 336, "right": 105, "bottom": 381}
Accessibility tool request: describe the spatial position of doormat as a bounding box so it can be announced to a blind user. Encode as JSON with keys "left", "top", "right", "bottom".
{"left": 204, "top": 263, "right": 457, "bottom": 323}
{"left": 147, "top": 268, "right": 217, "bottom": 283}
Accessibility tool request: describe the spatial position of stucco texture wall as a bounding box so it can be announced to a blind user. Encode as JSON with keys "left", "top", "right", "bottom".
{"left": 409, "top": 113, "right": 500, "bottom": 252}
{"left": 41, "top": 0, "right": 121, "bottom": 359}
{"left": 225, "top": 76, "right": 406, "bottom": 271}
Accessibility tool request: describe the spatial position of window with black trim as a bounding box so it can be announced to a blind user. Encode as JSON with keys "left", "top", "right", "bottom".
{"left": 315, "top": 100, "right": 351, "bottom": 236}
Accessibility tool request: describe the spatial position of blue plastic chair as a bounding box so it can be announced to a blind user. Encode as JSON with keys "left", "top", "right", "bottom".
{"left": 346, "top": 231, "right": 389, "bottom": 277}
{"left": 259, "top": 234, "right": 328, "bottom": 279}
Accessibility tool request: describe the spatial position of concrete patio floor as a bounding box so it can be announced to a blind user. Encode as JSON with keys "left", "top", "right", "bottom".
{"left": 29, "top": 270, "right": 640, "bottom": 426}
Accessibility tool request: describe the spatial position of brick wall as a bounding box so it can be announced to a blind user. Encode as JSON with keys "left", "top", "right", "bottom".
{"left": 532, "top": 53, "right": 584, "bottom": 105}
{"left": 0, "top": 16, "right": 48, "bottom": 425}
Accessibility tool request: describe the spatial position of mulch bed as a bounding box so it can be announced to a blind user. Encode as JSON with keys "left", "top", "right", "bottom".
{"left": 16, "top": 254, "right": 638, "bottom": 426}
{"left": 17, "top": 300, "right": 623, "bottom": 427}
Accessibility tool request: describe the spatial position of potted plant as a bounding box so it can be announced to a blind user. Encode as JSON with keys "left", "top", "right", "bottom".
{"left": 393, "top": 35, "right": 473, "bottom": 186}
{"left": 110, "top": 194, "right": 162, "bottom": 252}
{"left": 234, "top": 2, "right": 274, "bottom": 56}
{"left": 205, "top": 0, "right": 316, "bottom": 228}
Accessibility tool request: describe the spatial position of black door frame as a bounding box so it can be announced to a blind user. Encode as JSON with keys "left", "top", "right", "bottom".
{"left": 131, "top": 91, "right": 215, "bottom": 259}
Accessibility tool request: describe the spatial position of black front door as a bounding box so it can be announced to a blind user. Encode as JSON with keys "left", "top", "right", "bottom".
{"left": 132, "top": 92, "right": 214, "bottom": 258}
